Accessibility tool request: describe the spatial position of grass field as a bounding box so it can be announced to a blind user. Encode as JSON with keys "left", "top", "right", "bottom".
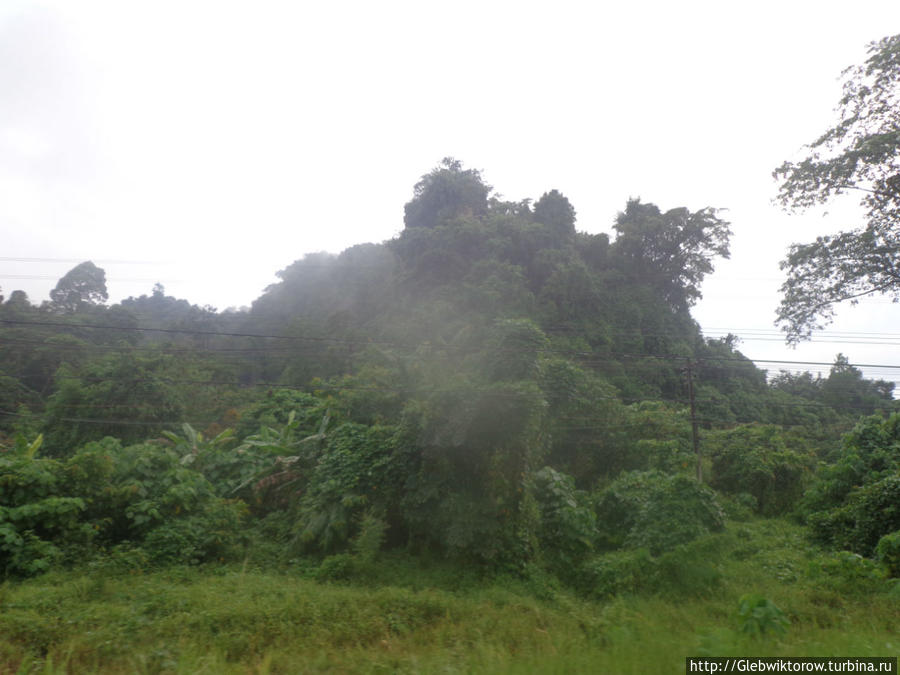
{"left": 1, "top": 519, "right": 897, "bottom": 674}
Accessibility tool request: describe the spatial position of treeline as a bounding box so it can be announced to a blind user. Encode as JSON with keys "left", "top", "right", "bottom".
{"left": 1, "top": 159, "right": 899, "bottom": 581}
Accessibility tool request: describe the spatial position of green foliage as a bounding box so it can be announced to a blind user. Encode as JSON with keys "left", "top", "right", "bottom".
{"left": 314, "top": 552, "right": 358, "bottom": 582}
{"left": 2, "top": 517, "right": 900, "bottom": 671}
{"left": 809, "top": 475, "right": 900, "bottom": 556}
{"left": 539, "top": 357, "right": 628, "bottom": 482}
{"left": 0, "top": 435, "right": 248, "bottom": 575}
{"left": 874, "top": 530, "right": 900, "bottom": 577}
{"left": 6, "top": 159, "right": 898, "bottom": 582}
{"left": 42, "top": 352, "right": 185, "bottom": 454}
{"left": 352, "top": 512, "right": 387, "bottom": 564}
{"left": 612, "top": 199, "right": 731, "bottom": 310}
{"left": 774, "top": 34, "right": 900, "bottom": 342}
{"left": 805, "top": 549, "right": 891, "bottom": 597}
{"left": 227, "top": 409, "right": 332, "bottom": 514}
{"left": 0, "top": 377, "right": 40, "bottom": 434}
{"left": 624, "top": 475, "right": 726, "bottom": 555}
{"left": 581, "top": 533, "right": 726, "bottom": 598}
{"left": 403, "top": 158, "right": 491, "bottom": 230}
{"left": 533, "top": 189, "right": 576, "bottom": 238}
{"left": 398, "top": 352, "right": 548, "bottom": 567}
{"left": 299, "top": 423, "right": 413, "bottom": 552}
{"left": 48, "top": 261, "right": 108, "bottom": 314}
{"left": 820, "top": 354, "right": 895, "bottom": 414}
{"left": 594, "top": 471, "right": 725, "bottom": 555}
{"left": 461, "top": 259, "right": 535, "bottom": 317}
{"left": 142, "top": 501, "right": 246, "bottom": 566}
{"left": 706, "top": 424, "right": 811, "bottom": 515}
{"left": 580, "top": 547, "right": 654, "bottom": 597}
{"left": 619, "top": 401, "right": 695, "bottom": 474}
{"left": 532, "top": 467, "right": 596, "bottom": 571}
{"left": 486, "top": 318, "right": 548, "bottom": 381}
{"left": 0, "top": 439, "right": 91, "bottom": 576}
{"left": 802, "top": 414, "right": 900, "bottom": 555}
{"left": 234, "top": 390, "right": 325, "bottom": 439}
{"left": 737, "top": 594, "right": 789, "bottom": 637}
{"left": 803, "top": 413, "right": 900, "bottom": 512}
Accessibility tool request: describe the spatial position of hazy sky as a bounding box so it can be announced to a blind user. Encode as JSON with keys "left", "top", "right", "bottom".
{"left": 2, "top": 1, "right": 900, "bottom": 384}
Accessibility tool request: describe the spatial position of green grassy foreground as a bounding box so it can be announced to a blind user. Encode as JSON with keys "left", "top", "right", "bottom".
{"left": 1, "top": 519, "right": 897, "bottom": 674}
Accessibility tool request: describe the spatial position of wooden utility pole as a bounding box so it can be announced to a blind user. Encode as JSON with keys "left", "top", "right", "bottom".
{"left": 686, "top": 360, "right": 702, "bottom": 483}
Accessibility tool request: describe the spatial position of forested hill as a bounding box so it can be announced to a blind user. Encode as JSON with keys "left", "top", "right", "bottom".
{"left": 247, "top": 158, "right": 893, "bottom": 431}
{"left": 1, "top": 158, "right": 897, "bottom": 573}
{"left": 1, "top": 159, "right": 896, "bottom": 456}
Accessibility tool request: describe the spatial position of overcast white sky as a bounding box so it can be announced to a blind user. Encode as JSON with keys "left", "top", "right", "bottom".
{"left": 2, "top": 1, "right": 900, "bottom": 384}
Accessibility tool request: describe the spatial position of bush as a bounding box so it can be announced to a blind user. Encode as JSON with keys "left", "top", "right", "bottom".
{"left": 737, "top": 594, "right": 789, "bottom": 637}
{"left": 594, "top": 471, "right": 725, "bottom": 555}
{"left": 579, "top": 533, "right": 726, "bottom": 598}
{"left": 801, "top": 414, "right": 900, "bottom": 557}
{"left": 1, "top": 436, "right": 250, "bottom": 576}
{"left": 299, "top": 423, "right": 414, "bottom": 552}
{"left": 580, "top": 548, "right": 653, "bottom": 597}
{"left": 809, "top": 475, "right": 900, "bottom": 556}
{"left": 235, "top": 390, "right": 325, "bottom": 440}
{"left": 801, "top": 414, "right": 900, "bottom": 517}
{"left": 143, "top": 501, "right": 247, "bottom": 566}
{"left": 0, "top": 439, "right": 93, "bottom": 576}
{"left": 805, "top": 550, "right": 887, "bottom": 594}
{"left": 706, "top": 424, "right": 811, "bottom": 515}
{"left": 314, "top": 553, "right": 357, "bottom": 582}
{"left": 532, "top": 467, "right": 597, "bottom": 571}
{"left": 875, "top": 531, "right": 900, "bottom": 577}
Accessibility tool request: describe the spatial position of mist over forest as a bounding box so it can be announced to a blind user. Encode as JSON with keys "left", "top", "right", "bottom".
{"left": 2, "top": 31, "right": 900, "bottom": 672}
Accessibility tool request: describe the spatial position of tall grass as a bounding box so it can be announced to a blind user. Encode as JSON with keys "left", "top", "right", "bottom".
{"left": 1, "top": 518, "right": 897, "bottom": 674}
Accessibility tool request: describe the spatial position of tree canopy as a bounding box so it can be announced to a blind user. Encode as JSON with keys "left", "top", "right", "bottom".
{"left": 403, "top": 158, "right": 491, "bottom": 229}
{"left": 3, "top": 158, "right": 898, "bottom": 581}
{"left": 774, "top": 34, "right": 900, "bottom": 343}
{"left": 611, "top": 199, "right": 731, "bottom": 311}
{"left": 49, "top": 261, "right": 109, "bottom": 313}
{"left": 533, "top": 189, "right": 576, "bottom": 238}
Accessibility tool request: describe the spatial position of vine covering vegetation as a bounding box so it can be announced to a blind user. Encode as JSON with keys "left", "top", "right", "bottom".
{"left": 1, "top": 157, "right": 897, "bottom": 585}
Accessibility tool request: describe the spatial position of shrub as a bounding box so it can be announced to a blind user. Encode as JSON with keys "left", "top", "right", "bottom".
{"left": 594, "top": 471, "right": 725, "bottom": 555}
{"left": 352, "top": 512, "right": 387, "bottom": 564}
{"left": 809, "top": 475, "right": 900, "bottom": 556}
{"left": 1, "top": 436, "right": 250, "bottom": 575}
{"left": 875, "top": 531, "right": 900, "bottom": 577}
{"left": 0, "top": 438, "right": 93, "bottom": 576}
{"left": 299, "top": 423, "right": 416, "bottom": 553}
{"left": 801, "top": 414, "right": 900, "bottom": 517}
{"left": 805, "top": 550, "right": 887, "bottom": 594}
{"left": 580, "top": 548, "right": 653, "bottom": 597}
{"left": 801, "top": 414, "right": 900, "bottom": 557}
{"left": 579, "top": 533, "right": 725, "bottom": 598}
{"left": 737, "top": 594, "right": 789, "bottom": 637}
{"left": 532, "top": 467, "right": 597, "bottom": 570}
{"left": 235, "top": 390, "right": 325, "bottom": 440}
{"left": 314, "top": 553, "right": 357, "bottom": 582}
{"left": 706, "top": 424, "right": 811, "bottom": 515}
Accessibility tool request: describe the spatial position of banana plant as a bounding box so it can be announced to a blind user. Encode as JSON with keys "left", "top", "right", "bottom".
{"left": 162, "top": 423, "right": 235, "bottom": 466}
{"left": 0, "top": 433, "right": 44, "bottom": 460}
{"left": 231, "top": 410, "right": 330, "bottom": 504}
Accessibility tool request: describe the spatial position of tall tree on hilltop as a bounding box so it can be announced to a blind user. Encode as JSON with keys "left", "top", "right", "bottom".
{"left": 612, "top": 199, "right": 731, "bottom": 311}
{"left": 49, "top": 261, "right": 108, "bottom": 313}
{"left": 5, "top": 290, "right": 31, "bottom": 308}
{"left": 533, "top": 189, "right": 576, "bottom": 239}
{"left": 403, "top": 158, "right": 491, "bottom": 229}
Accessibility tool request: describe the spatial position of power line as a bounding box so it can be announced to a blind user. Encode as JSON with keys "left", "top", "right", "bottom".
{"left": 1, "top": 275, "right": 181, "bottom": 283}
{"left": 6, "top": 318, "right": 900, "bottom": 377}
{"left": 8, "top": 314, "right": 900, "bottom": 347}
{"left": 0, "top": 257, "right": 172, "bottom": 265}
